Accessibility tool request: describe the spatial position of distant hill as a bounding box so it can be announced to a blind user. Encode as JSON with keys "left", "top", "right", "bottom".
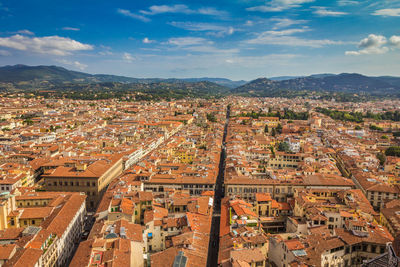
{"left": 269, "top": 76, "right": 301, "bottom": 81}
{"left": 234, "top": 73, "right": 400, "bottom": 97}
{"left": 180, "top": 78, "right": 246, "bottom": 88}
{"left": 0, "top": 65, "right": 91, "bottom": 83}
{"left": 375, "top": 76, "right": 400, "bottom": 87}
{"left": 2, "top": 65, "right": 400, "bottom": 99}
{"left": 0, "top": 65, "right": 244, "bottom": 88}
{"left": 269, "top": 74, "right": 334, "bottom": 81}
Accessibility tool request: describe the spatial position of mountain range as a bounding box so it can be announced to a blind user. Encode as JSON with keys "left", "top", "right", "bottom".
{"left": 1, "top": 65, "right": 400, "bottom": 97}
{"left": 234, "top": 73, "right": 400, "bottom": 97}
{"left": 0, "top": 65, "right": 245, "bottom": 88}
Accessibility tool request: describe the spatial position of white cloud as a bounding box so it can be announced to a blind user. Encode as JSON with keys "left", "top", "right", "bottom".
{"left": 168, "top": 22, "right": 235, "bottom": 37}
{"left": 181, "top": 46, "right": 238, "bottom": 54}
{"left": 372, "top": 8, "right": 400, "bottom": 17}
{"left": 98, "top": 45, "right": 113, "bottom": 56}
{"left": 72, "top": 61, "right": 88, "bottom": 70}
{"left": 197, "top": 7, "right": 228, "bottom": 17}
{"left": 138, "top": 5, "right": 228, "bottom": 17}
{"left": 345, "top": 34, "right": 388, "bottom": 55}
{"left": 56, "top": 59, "right": 88, "bottom": 70}
{"left": 123, "top": 52, "right": 135, "bottom": 62}
{"left": 338, "top": 0, "right": 359, "bottom": 6}
{"left": 359, "top": 34, "right": 387, "bottom": 48}
{"left": 99, "top": 50, "right": 113, "bottom": 56}
{"left": 245, "top": 28, "right": 345, "bottom": 47}
{"left": 270, "top": 18, "right": 308, "bottom": 29}
{"left": 245, "top": 20, "right": 254, "bottom": 26}
{"left": 312, "top": 7, "right": 348, "bottom": 16}
{"left": 62, "top": 27, "right": 80, "bottom": 31}
{"left": 389, "top": 35, "right": 400, "bottom": 48}
{"left": 246, "top": 0, "right": 315, "bottom": 12}
{"left": 166, "top": 37, "right": 238, "bottom": 54}
{"left": 265, "top": 28, "right": 311, "bottom": 36}
{"left": 167, "top": 37, "right": 212, "bottom": 46}
{"left": 0, "top": 49, "right": 11, "bottom": 56}
{"left": 142, "top": 37, "right": 154, "bottom": 44}
{"left": 0, "top": 34, "right": 93, "bottom": 56}
{"left": 140, "top": 4, "right": 191, "bottom": 15}
{"left": 117, "top": 8, "right": 150, "bottom": 22}
{"left": 16, "top": 30, "right": 34, "bottom": 35}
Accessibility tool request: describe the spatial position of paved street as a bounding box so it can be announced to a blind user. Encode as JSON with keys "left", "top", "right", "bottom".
{"left": 206, "top": 105, "right": 230, "bottom": 267}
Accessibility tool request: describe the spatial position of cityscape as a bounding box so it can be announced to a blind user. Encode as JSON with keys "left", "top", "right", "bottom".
{"left": 1, "top": 1, "right": 400, "bottom": 267}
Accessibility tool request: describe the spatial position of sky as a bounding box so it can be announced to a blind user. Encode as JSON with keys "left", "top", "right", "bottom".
{"left": 0, "top": 0, "right": 400, "bottom": 80}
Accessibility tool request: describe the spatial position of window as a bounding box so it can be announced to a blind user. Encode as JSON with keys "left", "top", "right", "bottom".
{"left": 32, "top": 220, "right": 35, "bottom": 225}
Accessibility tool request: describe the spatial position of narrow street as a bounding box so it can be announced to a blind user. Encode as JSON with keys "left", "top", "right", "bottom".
{"left": 206, "top": 105, "right": 230, "bottom": 267}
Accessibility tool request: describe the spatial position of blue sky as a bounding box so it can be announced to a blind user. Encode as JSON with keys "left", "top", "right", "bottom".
{"left": 0, "top": 0, "right": 400, "bottom": 80}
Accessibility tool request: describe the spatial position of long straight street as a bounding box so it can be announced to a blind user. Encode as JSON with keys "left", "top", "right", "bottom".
{"left": 206, "top": 105, "right": 230, "bottom": 266}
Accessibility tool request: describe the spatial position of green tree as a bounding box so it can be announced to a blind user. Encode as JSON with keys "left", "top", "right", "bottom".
{"left": 206, "top": 113, "right": 217, "bottom": 122}
{"left": 264, "top": 124, "right": 269, "bottom": 133}
{"left": 276, "top": 123, "right": 282, "bottom": 134}
{"left": 377, "top": 153, "right": 386, "bottom": 166}
{"left": 369, "top": 125, "right": 383, "bottom": 131}
{"left": 385, "top": 146, "right": 400, "bottom": 157}
{"left": 23, "top": 119, "right": 34, "bottom": 126}
{"left": 277, "top": 142, "right": 290, "bottom": 152}
{"left": 269, "top": 145, "right": 275, "bottom": 157}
